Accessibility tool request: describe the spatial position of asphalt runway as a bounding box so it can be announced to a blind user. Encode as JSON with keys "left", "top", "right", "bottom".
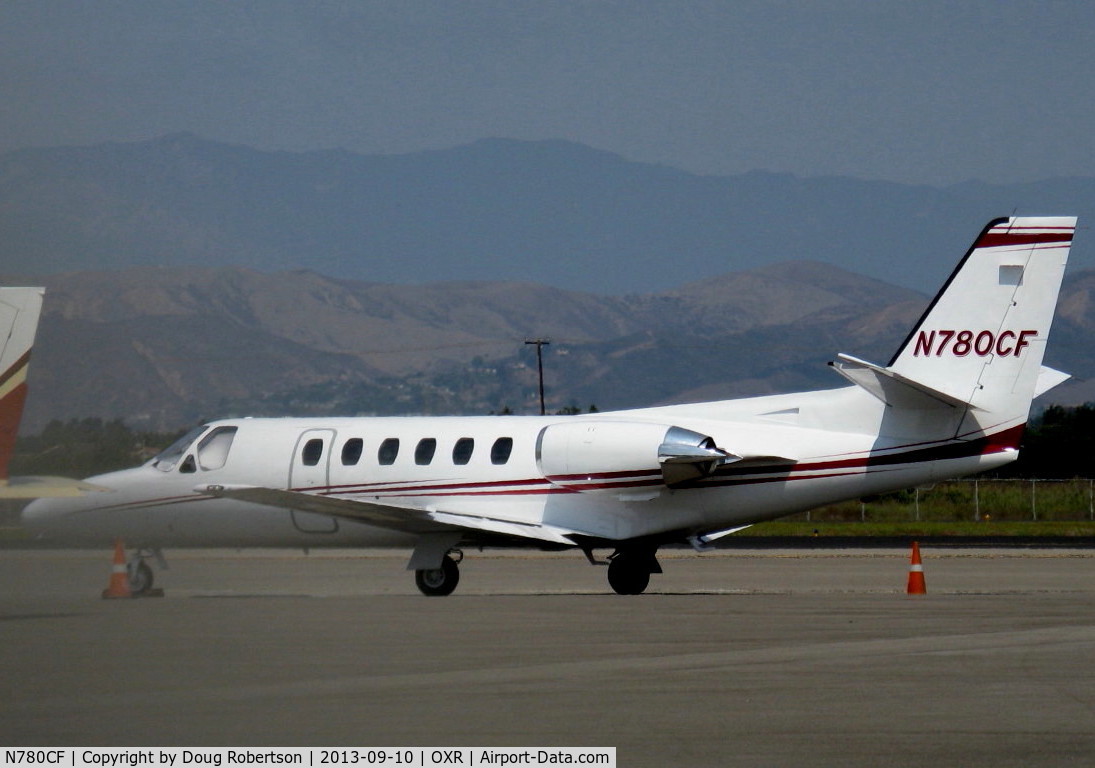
{"left": 3, "top": 547, "right": 1095, "bottom": 767}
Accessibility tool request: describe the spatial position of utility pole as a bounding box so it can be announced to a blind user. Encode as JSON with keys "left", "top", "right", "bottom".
{"left": 524, "top": 339, "right": 551, "bottom": 415}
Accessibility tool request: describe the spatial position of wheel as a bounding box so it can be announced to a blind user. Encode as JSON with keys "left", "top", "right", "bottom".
{"left": 415, "top": 555, "right": 460, "bottom": 596}
{"left": 607, "top": 554, "right": 650, "bottom": 595}
{"left": 127, "top": 560, "right": 154, "bottom": 595}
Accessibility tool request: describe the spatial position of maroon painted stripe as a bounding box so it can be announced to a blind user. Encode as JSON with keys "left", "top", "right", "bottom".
{"left": 546, "top": 468, "right": 663, "bottom": 483}
{"left": 316, "top": 476, "right": 550, "bottom": 495}
{"left": 366, "top": 487, "right": 576, "bottom": 499}
{"left": 547, "top": 477, "right": 663, "bottom": 487}
{"left": 68, "top": 493, "right": 217, "bottom": 515}
{"left": 691, "top": 425, "right": 1025, "bottom": 489}
{"left": 314, "top": 469, "right": 662, "bottom": 498}
{"left": 310, "top": 425, "right": 1024, "bottom": 499}
{"left": 978, "top": 231, "right": 1073, "bottom": 248}
{"left": 0, "top": 350, "right": 31, "bottom": 390}
{"left": 0, "top": 382, "right": 28, "bottom": 481}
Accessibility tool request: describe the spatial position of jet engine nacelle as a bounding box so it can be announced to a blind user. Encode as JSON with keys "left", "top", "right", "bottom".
{"left": 535, "top": 421, "right": 734, "bottom": 493}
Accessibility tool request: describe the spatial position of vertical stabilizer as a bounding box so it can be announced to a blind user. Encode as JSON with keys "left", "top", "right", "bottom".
{"left": 0, "top": 288, "right": 44, "bottom": 482}
{"left": 887, "top": 217, "right": 1074, "bottom": 424}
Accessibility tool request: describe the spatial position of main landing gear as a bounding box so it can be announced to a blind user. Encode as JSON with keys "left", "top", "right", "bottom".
{"left": 409, "top": 544, "right": 663, "bottom": 596}
{"left": 605, "top": 547, "right": 662, "bottom": 595}
{"left": 414, "top": 549, "right": 462, "bottom": 596}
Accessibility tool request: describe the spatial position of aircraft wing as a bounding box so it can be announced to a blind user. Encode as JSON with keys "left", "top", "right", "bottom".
{"left": 0, "top": 476, "right": 111, "bottom": 499}
{"left": 198, "top": 484, "right": 580, "bottom": 546}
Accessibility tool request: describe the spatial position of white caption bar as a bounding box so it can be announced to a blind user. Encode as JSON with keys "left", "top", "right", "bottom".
{"left": 1, "top": 749, "right": 616, "bottom": 768}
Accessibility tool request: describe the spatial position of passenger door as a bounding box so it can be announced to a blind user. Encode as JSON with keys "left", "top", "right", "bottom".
{"left": 287, "top": 429, "right": 338, "bottom": 533}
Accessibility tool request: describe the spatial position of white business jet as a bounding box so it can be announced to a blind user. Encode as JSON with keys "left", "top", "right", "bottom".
{"left": 21, "top": 217, "right": 1077, "bottom": 595}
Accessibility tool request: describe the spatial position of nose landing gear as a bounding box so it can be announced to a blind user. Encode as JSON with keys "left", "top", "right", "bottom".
{"left": 102, "top": 541, "right": 166, "bottom": 598}
{"left": 127, "top": 558, "right": 155, "bottom": 595}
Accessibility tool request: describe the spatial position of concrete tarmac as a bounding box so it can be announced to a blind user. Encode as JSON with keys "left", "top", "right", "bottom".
{"left": 3, "top": 547, "right": 1095, "bottom": 767}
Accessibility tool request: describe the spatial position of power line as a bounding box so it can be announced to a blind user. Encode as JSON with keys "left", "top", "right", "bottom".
{"left": 524, "top": 339, "right": 551, "bottom": 415}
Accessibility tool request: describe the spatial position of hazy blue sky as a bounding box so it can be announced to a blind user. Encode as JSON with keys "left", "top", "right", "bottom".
{"left": 2, "top": 1, "right": 1093, "bottom": 185}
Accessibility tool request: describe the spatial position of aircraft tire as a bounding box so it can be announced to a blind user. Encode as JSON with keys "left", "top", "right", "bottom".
{"left": 128, "top": 560, "right": 155, "bottom": 595}
{"left": 415, "top": 555, "right": 460, "bottom": 597}
{"left": 607, "top": 555, "right": 650, "bottom": 595}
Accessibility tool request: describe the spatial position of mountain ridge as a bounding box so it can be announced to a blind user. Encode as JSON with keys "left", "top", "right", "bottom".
{"left": 8, "top": 261, "right": 1094, "bottom": 433}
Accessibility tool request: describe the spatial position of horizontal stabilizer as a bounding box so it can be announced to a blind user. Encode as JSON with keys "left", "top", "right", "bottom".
{"left": 1034, "top": 366, "right": 1070, "bottom": 398}
{"left": 830, "top": 353, "right": 970, "bottom": 410}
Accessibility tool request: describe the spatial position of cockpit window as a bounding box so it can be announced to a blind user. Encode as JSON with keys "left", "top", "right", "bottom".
{"left": 196, "top": 427, "right": 237, "bottom": 471}
{"left": 151, "top": 426, "right": 207, "bottom": 472}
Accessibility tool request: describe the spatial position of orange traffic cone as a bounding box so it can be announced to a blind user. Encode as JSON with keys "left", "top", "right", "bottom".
{"left": 906, "top": 541, "right": 927, "bottom": 595}
{"left": 101, "top": 539, "right": 132, "bottom": 599}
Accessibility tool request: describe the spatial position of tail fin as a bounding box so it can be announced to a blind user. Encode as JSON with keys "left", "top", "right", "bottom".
{"left": 0, "top": 288, "right": 44, "bottom": 483}
{"left": 0, "top": 288, "right": 107, "bottom": 498}
{"left": 885, "top": 216, "right": 1074, "bottom": 419}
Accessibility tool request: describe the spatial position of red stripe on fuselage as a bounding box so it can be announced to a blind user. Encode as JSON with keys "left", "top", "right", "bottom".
{"left": 92, "top": 426, "right": 1027, "bottom": 516}
{"left": 315, "top": 476, "right": 552, "bottom": 496}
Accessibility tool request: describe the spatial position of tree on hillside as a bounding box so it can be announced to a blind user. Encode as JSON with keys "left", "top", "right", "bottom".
{"left": 12, "top": 419, "right": 184, "bottom": 478}
{"left": 1005, "top": 404, "right": 1095, "bottom": 478}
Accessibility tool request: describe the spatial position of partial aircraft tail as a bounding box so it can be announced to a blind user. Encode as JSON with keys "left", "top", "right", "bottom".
{"left": 832, "top": 217, "right": 1075, "bottom": 438}
{"left": 0, "top": 288, "right": 44, "bottom": 484}
{"left": 0, "top": 287, "right": 108, "bottom": 498}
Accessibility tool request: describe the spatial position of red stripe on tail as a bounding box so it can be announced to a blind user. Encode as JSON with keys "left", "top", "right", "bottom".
{"left": 0, "top": 381, "right": 28, "bottom": 481}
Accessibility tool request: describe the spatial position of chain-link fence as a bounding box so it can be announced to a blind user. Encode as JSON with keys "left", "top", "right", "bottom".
{"left": 798, "top": 478, "right": 1095, "bottom": 523}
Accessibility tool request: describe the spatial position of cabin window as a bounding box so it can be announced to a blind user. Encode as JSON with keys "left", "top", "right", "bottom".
{"left": 378, "top": 438, "right": 400, "bottom": 466}
{"left": 196, "top": 426, "right": 237, "bottom": 471}
{"left": 341, "top": 438, "right": 364, "bottom": 466}
{"left": 301, "top": 438, "right": 324, "bottom": 467}
{"left": 452, "top": 437, "right": 474, "bottom": 465}
{"left": 491, "top": 437, "right": 514, "bottom": 465}
{"left": 415, "top": 438, "right": 437, "bottom": 465}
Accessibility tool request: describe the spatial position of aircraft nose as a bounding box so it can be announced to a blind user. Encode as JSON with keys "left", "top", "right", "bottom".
{"left": 21, "top": 497, "right": 75, "bottom": 534}
{"left": 20, "top": 495, "right": 62, "bottom": 530}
